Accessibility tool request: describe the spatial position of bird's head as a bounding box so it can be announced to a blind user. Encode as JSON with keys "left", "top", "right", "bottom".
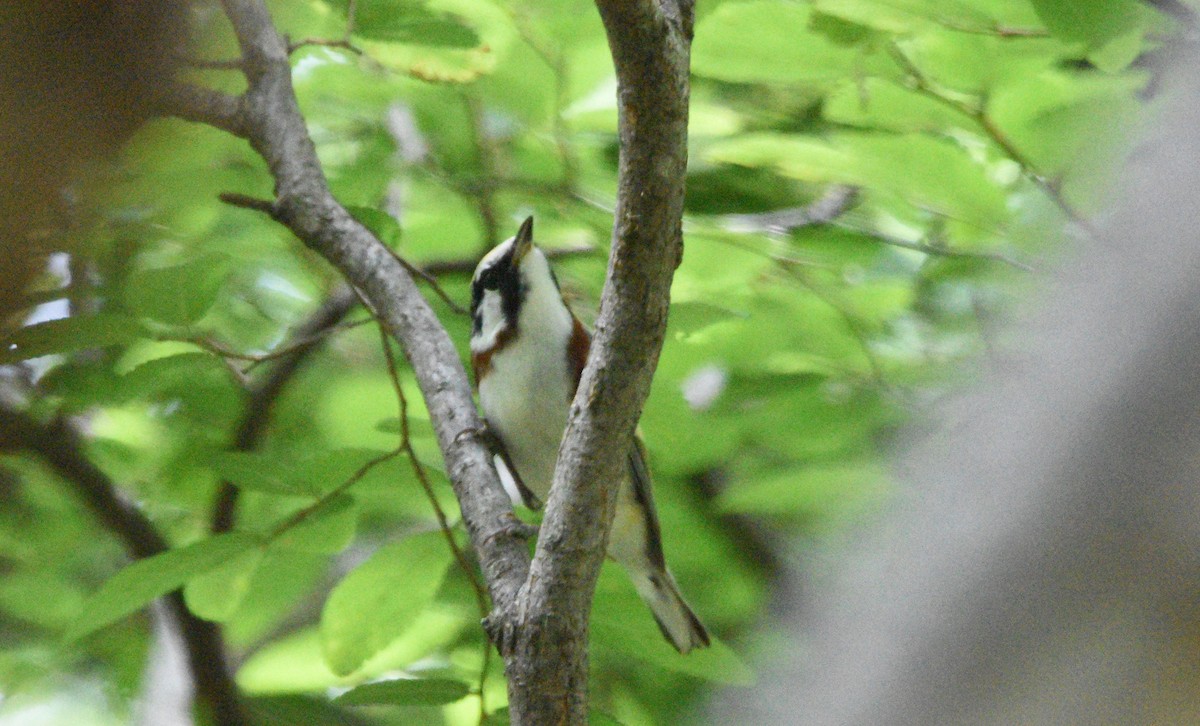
{"left": 469, "top": 216, "right": 569, "bottom": 355}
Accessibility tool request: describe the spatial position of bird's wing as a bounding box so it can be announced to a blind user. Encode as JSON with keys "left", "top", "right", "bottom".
{"left": 627, "top": 433, "right": 667, "bottom": 571}
{"left": 483, "top": 417, "right": 543, "bottom": 510}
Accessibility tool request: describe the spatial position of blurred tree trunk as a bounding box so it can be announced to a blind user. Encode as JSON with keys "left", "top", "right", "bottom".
{"left": 710, "top": 53, "right": 1200, "bottom": 726}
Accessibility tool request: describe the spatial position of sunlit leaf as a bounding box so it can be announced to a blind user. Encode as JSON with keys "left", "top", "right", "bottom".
{"left": 319, "top": 531, "right": 452, "bottom": 676}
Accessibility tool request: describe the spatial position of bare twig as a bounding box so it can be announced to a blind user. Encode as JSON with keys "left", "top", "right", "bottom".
{"left": 287, "top": 37, "right": 363, "bottom": 56}
{"left": 462, "top": 94, "right": 503, "bottom": 252}
{"left": 863, "top": 231, "right": 1035, "bottom": 272}
{"left": 720, "top": 185, "right": 860, "bottom": 233}
{"left": 421, "top": 243, "right": 596, "bottom": 277}
{"left": 218, "top": 191, "right": 469, "bottom": 315}
{"left": 0, "top": 407, "right": 248, "bottom": 726}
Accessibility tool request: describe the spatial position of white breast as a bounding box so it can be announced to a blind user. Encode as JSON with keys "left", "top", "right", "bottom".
{"left": 478, "top": 251, "right": 576, "bottom": 500}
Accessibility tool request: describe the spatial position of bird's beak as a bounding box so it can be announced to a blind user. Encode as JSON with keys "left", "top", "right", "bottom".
{"left": 512, "top": 216, "right": 534, "bottom": 265}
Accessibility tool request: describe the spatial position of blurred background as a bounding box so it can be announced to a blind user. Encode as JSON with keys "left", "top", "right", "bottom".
{"left": 0, "top": 0, "right": 1194, "bottom": 724}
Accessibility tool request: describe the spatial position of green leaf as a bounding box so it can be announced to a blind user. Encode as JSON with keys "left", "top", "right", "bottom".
{"left": 706, "top": 132, "right": 1008, "bottom": 229}
{"left": 346, "top": 206, "right": 402, "bottom": 247}
{"left": 716, "top": 461, "right": 890, "bottom": 518}
{"left": 334, "top": 677, "right": 470, "bottom": 706}
{"left": 213, "top": 452, "right": 309, "bottom": 496}
{"left": 692, "top": 2, "right": 868, "bottom": 84}
{"left": 319, "top": 531, "right": 452, "bottom": 676}
{"left": 1028, "top": 0, "right": 1147, "bottom": 46}
{"left": 328, "top": 0, "right": 481, "bottom": 48}
{"left": 66, "top": 532, "right": 259, "bottom": 640}
{"left": 592, "top": 611, "right": 755, "bottom": 685}
{"left": 273, "top": 495, "right": 359, "bottom": 554}
{"left": 183, "top": 547, "right": 264, "bottom": 622}
{"left": 0, "top": 313, "right": 141, "bottom": 364}
{"left": 668, "top": 301, "right": 747, "bottom": 340}
{"left": 125, "top": 253, "right": 231, "bottom": 326}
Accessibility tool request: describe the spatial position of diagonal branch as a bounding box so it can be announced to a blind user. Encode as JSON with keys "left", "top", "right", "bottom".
{"left": 0, "top": 407, "right": 247, "bottom": 726}
{"left": 210, "top": 0, "right": 530, "bottom": 644}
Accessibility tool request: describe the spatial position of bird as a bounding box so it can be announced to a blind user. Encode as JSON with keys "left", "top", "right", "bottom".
{"left": 469, "top": 216, "right": 710, "bottom": 654}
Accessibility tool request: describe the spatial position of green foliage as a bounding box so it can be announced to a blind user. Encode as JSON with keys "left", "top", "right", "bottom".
{"left": 0, "top": 0, "right": 1171, "bottom": 723}
{"left": 66, "top": 533, "right": 260, "bottom": 641}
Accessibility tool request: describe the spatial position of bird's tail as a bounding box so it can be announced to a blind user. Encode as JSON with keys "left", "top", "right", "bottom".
{"left": 630, "top": 568, "right": 710, "bottom": 654}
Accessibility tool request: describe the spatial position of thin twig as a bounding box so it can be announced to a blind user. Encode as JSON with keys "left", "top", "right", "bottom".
{"left": 861, "top": 230, "right": 1035, "bottom": 272}
{"left": 720, "top": 185, "right": 859, "bottom": 233}
{"left": 421, "top": 243, "right": 596, "bottom": 277}
{"left": 157, "top": 83, "right": 248, "bottom": 138}
{"left": 218, "top": 191, "right": 469, "bottom": 316}
{"left": 171, "top": 318, "right": 369, "bottom": 367}
{"left": 376, "top": 322, "right": 493, "bottom": 723}
{"left": 934, "top": 19, "right": 1051, "bottom": 37}
{"left": 265, "top": 447, "right": 402, "bottom": 541}
{"left": 287, "top": 37, "right": 363, "bottom": 56}
{"left": 462, "top": 93, "right": 502, "bottom": 252}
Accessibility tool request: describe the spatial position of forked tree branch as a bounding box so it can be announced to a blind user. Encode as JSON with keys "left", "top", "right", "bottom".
{"left": 164, "top": 0, "right": 692, "bottom": 721}
{"left": 211, "top": 285, "right": 359, "bottom": 533}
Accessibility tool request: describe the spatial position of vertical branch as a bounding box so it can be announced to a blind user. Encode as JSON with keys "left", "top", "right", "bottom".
{"left": 497, "top": 0, "right": 694, "bottom": 722}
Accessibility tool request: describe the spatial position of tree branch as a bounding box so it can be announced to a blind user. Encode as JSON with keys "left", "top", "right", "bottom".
{"left": 156, "top": 82, "right": 248, "bottom": 138}
{"left": 210, "top": 0, "right": 530, "bottom": 653}
{"left": 0, "top": 407, "right": 247, "bottom": 726}
{"left": 496, "top": 0, "right": 695, "bottom": 720}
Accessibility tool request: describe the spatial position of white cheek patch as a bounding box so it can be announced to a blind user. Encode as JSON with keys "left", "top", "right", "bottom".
{"left": 471, "top": 290, "right": 507, "bottom": 353}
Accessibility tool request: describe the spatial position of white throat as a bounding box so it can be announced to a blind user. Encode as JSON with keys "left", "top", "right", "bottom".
{"left": 470, "top": 246, "right": 572, "bottom": 353}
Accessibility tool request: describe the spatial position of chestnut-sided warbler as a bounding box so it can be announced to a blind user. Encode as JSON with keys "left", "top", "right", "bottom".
{"left": 469, "top": 217, "right": 710, "bottom": 654}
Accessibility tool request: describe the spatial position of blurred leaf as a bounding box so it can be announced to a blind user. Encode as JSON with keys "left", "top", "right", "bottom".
{"left": 669, "top": 301, "right": 747, "bottom": 340}
{"left": 319, "top": 531, "right": 452, "bottom": 676}
{"left": 125, "top": 253, "right": 231, "bottom": 326}
{"left": 717, "top": 460, "right": 890, "bottom": 517}
{"left": 273, "top": 495, "right": 360, "bottom": 554}
{"left": 346, "top": 205, "right": 402, "bottom": 247}
{"left": 693, "top": 2, "right": 868, "bottom": 84}
{"left": 1028, "top": 0, "right": 1146, "bottom": 46}
{"left": 183, "top": 547, "right": 265, "bottom": 622}
{"left": 0, "top": 313, "right": 141, "bottom": 364}
{"left": 334, "top": 677, "right": 470, "bottom": 706}
{"left": 66, "top": 533, "right": 259, "bottom": 640}
{"left": 592, "top": 610, "right": 754, "bottom": 685}
{"left": 327, "top": 0, "right": 481, "bottom": 47}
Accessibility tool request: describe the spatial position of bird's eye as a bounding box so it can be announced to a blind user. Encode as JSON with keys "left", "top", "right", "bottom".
{"left": 479, "top": 267, "right": 500, "bottom": 290}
